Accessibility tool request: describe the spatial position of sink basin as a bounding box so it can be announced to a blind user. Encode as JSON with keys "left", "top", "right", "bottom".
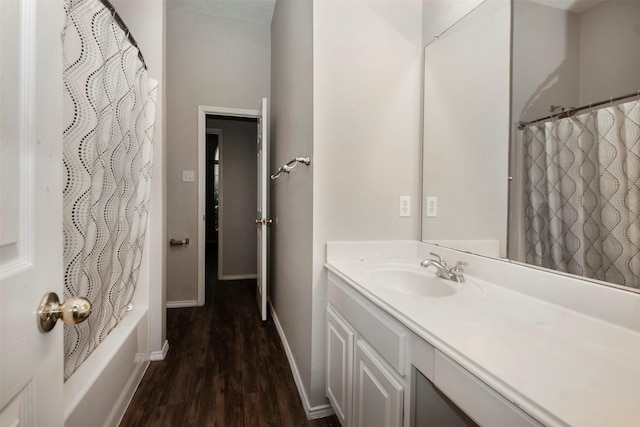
{"left": 365, "top": 267, "right": 456, "bottom": 297}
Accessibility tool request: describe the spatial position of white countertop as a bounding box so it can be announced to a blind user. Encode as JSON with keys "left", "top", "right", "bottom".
{"left": 325, "top": 253, "right": 640, "bottom": 427}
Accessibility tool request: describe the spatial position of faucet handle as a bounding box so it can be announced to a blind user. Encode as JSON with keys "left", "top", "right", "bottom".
{"left": 429, "top": 252, "right": 446, "bottom": 265}
{"left": 452, "top": 261, "right": 468, "bottom": 283}
{"left": 452, "top": 261, "right": 468, "bottom": 277}
{"left": 453, "top": 261, "right": 468, "bottom": 271}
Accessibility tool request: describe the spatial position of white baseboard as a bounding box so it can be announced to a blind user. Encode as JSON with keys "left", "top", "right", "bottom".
{"left": 269, "top": 302, "right": 335, "bottom": 420}
{"left": 167, "top": 300, "right": 199, "bottom": 308}
{"left": 149, "top": 340, "right": 169, "bottom": 361}
{"left": 220, "top": 273, "right": 257, "bottom": 280}
{"left": 307, "top": 404, "right": 337, "bottom": 419}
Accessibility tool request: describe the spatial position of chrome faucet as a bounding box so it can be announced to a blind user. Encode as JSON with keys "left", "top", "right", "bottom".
{"left": 420, "top": 252, "right": 468, "bottom": 283}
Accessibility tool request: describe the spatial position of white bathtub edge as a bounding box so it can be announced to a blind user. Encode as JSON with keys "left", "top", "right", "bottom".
{"left": 110, "top": 359, "right": 149, "bottom": 427}
{"left": 64, "top": 307, "right": 149, "bottom": 425}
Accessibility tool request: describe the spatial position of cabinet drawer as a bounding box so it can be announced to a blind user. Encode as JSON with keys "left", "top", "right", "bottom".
{"left": 328, "top": 273, "right": 407, "bottom": 375}
{"left": 434, "top": 351, "right": 543, "bottom": 427}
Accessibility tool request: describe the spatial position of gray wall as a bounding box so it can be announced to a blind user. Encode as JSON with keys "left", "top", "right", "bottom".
{"left": 166, "top": 8, "right": 270, "bottom": 303}
{"left": 207, "top": 117, "right": 258, "bottom": 278}
{"left": 270, "top": 0, "right": 315, "bottom": 409}
{"left": 579, "top": 0, "right": 640, "bottom": 104}
{"left": 512, "top": 0, "right": 579, "bottom": 123}
{"left": 272, "top": 0, "right": 423, "bottom": 411}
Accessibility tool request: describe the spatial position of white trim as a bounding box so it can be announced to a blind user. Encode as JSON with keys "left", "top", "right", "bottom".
{"left": 166, "top": 300, "right": 199, "bottom": 308}
{"left": 216, "top": 129, "right": 224, "bottom": 281}
{"left": 149, "top": 340, "right": 170, "bottom": 361}
{"left": 197, "top": 109, "right": 206, "bottom": 307}
{"left": 0, "top": 0, "right": 36, "bottom": 279}
{"left": 207, "top": 128, "right": 224, "bottom": 280}
{"left": 308, "top": 403, "right": 336, "bottom": 420}
{"left": 257, "top": 97, "right": 268, "bottom": 321}
{"left": 198, "top": 105, "right": 260, "bottom": 307}
{"left": 269, "top": 301, "right": 336, "bottom": 420}
{"left": 220, "top": 273, "right": 257, "bottom": 281}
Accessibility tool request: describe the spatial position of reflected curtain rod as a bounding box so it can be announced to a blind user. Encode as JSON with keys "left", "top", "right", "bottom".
{"left": 99, "top": 0, "right": 147, "bottom": 70}
{"left": 517, "top": 90, "right": 640, "bottom": 130}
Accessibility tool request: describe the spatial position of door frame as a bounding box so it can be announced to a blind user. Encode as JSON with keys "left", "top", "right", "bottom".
{"left": 197, "top": 105, "right": 259, "bottom": 305}
{"left": 205, "top": 127, "right": 222, "bottom": 275}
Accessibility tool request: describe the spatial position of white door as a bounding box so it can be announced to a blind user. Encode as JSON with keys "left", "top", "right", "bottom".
{"left": 0, "top": 0, "right": 65, "bottom": 425}
{"left": 256, "top": 98, "right": 268, "bottom": 321}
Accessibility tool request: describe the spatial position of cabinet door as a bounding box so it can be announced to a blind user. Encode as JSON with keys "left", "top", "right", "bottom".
{"left": 327, "top": 306, "right": 354, "bottom": 427}
{"left": 353, "top": 340, "right": 403, "bottom": 427}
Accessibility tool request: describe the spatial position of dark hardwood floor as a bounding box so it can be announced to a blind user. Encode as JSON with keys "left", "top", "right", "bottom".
{"left": 120, "top": 250, "right": 339, "bottom": 427}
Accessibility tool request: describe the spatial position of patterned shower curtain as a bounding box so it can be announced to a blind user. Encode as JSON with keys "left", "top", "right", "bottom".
{"left": 62, "top": 0, "right": 158, "bottom": 379}
{"left": 524, "top": 99, "right": 640, "bottom": 289}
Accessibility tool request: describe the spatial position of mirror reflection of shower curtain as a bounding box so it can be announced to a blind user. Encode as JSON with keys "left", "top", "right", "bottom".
{"left": 62, "top": 0, "right": 158, "bottom": 379}
{"left": 523, "top": 99, "right": 640, "bottom": 289}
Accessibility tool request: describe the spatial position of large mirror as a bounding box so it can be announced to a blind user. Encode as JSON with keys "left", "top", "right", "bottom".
{"left": 422, "top": 0, "right": 640, "bottom": 291}
{"left": 422, "top": 0, "right": 510, "bottom": 258}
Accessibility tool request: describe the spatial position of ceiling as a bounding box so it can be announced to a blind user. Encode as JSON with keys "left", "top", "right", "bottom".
{"left": 529, "top": 0, "right": 606, "bottom": 13}
{"left": 166, "top": 0, "right": 608, "bottom": 26}
{"left": 167, "top": 0, "right": 277, "bottom": 25}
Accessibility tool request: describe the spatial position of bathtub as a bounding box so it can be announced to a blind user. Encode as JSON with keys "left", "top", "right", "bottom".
{"left": 64, "top": 307, "right": 149, "bottom": 427}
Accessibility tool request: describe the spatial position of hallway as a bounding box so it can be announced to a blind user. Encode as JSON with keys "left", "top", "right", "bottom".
{"left": 120, "top": 250, "right": 339, "bottom": 426}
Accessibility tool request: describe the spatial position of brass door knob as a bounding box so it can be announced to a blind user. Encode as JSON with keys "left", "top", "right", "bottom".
{"left": 37, "top": 292, "right": 92, "bottom": 333}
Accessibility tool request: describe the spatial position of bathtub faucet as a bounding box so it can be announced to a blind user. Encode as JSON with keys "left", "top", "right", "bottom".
{"left": 420, "top": 252, "right": 467, "bottom": 283}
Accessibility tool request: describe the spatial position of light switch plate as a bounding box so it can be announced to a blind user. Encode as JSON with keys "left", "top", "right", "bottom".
{"left": 182, "top": 170, "right": 195, "bottom": 182}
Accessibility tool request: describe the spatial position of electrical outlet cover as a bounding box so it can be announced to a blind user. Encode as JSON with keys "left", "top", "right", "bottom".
{"left": 426, "top": 196, "right": 437, "bottom": 217}
{"left": 400, "top": 196, "right": 410, "bottom": 217}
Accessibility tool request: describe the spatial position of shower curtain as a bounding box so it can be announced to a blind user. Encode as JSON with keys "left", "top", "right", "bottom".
{"left": 62, "top": 0, "right": 158, "bottom": 379}
{"left": 523, "top": 99, "right": 640, "bottom": 289}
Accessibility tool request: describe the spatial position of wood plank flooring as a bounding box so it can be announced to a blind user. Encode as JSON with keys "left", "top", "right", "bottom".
{"left": 120, "top": 278, "right": 339, "bottom": 427}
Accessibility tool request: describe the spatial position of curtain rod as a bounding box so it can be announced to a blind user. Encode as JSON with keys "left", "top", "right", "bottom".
{"left": 99, "top": 0, "right": 147, "bottom": 70}
{"left": 517, "top": 90, "right": 640, "bottom": 130}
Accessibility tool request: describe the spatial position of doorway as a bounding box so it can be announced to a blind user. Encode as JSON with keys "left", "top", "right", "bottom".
{"left": 198, "top": 105, "right": 260, "bottom": 305}
{"left": 205, "top": 130, "right": 221, "bottom": 287}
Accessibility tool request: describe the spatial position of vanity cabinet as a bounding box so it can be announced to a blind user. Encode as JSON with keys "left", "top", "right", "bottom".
{"left": 327, "top": 273, "right": 410, "bottom": 427}
{"left": 326, "top": 270, "right": 544, "bottom": 427}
